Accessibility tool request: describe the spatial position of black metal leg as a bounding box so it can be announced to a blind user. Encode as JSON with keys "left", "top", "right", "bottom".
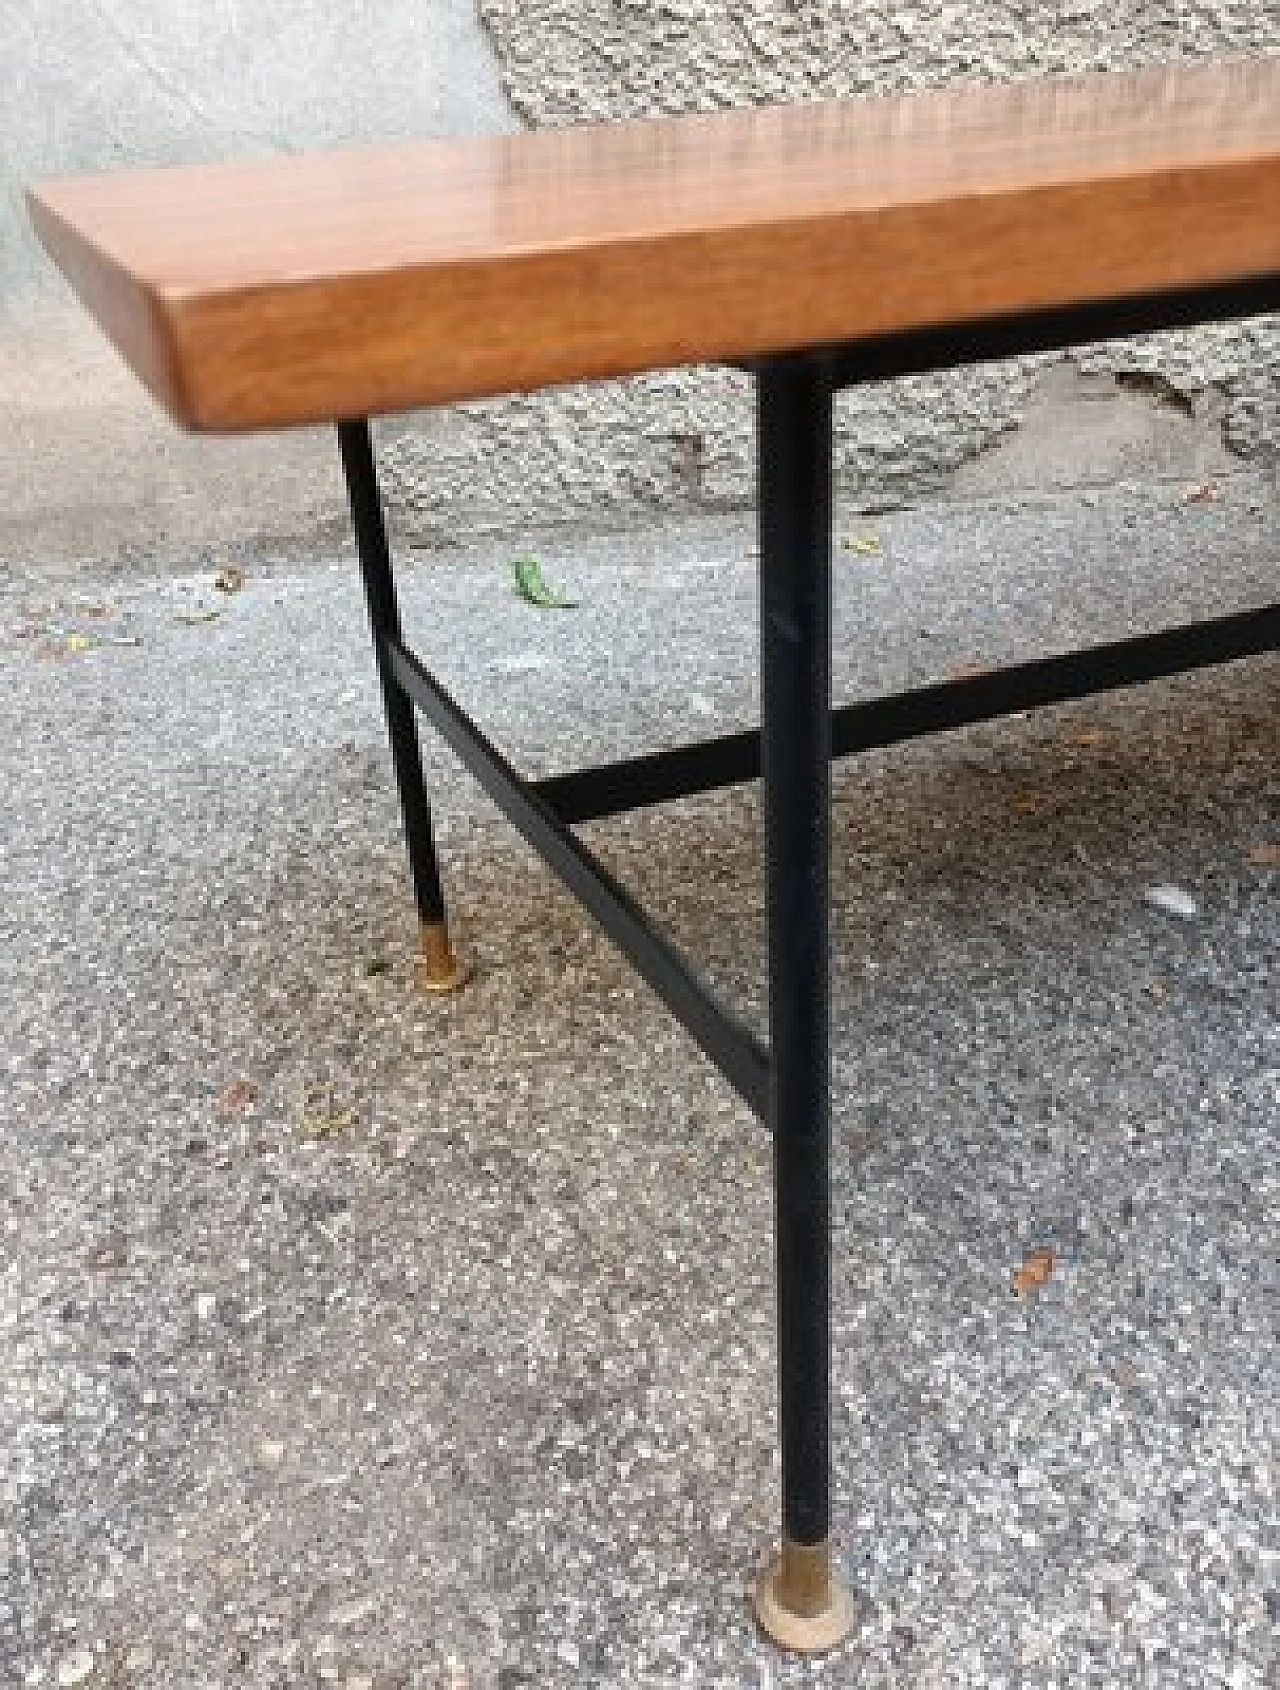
{"left": 337, "top": 418, "right": 465, "bottom": 992}
{"left": 753, "top": 360, "right": 852, "bottom": 1652}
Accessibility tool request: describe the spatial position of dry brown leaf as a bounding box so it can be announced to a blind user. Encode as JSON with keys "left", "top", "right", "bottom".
{"left": 217, "top": 1079, "right": 259, "bottom": 1119}
{"left": 842, "top": 532, "right": 882, "bottom": 556}
{"left": 1182, "top": 481, "right": 1220, "bottom": 504}
{"left": 214, "top": 564, "right": 247, "bottom": 594}
{"left": 1012, "top": 1246, "right": 1055, "bottom": 1298}
{"left": 300, "top": 1084, "right": 359, "bottom": 1139}
{"left": 35, "top": 631, "right": 100, "bottom": 658}
{"left": 86, "top": 1234, "right": 128, "bottom": 1273}
{"left": 1246, "top": 841, "right": 1280, "bottom": 870}
{"left": 1063, "top": 724, "right": 1111, "bottom": 748}
{"left": 1011, "top": 789, "right": 1051, "bottom": 817}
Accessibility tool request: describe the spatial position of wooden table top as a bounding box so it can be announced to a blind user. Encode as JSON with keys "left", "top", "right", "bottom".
{"left": 28, "top": 57, "right": 1280, "bottom": 432}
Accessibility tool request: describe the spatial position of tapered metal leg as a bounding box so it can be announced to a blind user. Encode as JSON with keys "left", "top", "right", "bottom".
{"left": 337, "top": 419, "right": 466, "bottom": 992}
{"left": 753, "top": 361, "right": 852, "bottom": 1653}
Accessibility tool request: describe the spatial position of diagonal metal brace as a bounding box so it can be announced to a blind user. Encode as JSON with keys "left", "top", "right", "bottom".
{"left": 385, "top": 638, "right": 771, "bottom": 1119}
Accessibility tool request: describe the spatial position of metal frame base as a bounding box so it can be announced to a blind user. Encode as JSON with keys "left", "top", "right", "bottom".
{"left": 754, "top": 1540, "right": 856, "bottom": 1653}
{"left": 415, "top": 916, "right": 469, "bottom": 994}
{"left": 338, "top": 270, "right": 1279, "bottom": 1657}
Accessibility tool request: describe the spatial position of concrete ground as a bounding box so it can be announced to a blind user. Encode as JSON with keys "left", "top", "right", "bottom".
{"left": 0, "top": 312, "right": 351, "bottom": 569}
{"left": 1, "top": 472, "right": 1277, "bottom": 1689}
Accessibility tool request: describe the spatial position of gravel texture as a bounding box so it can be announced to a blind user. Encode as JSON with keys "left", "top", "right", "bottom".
{"left": 1, "top": 471, "right": 1277, "bottom": 1688}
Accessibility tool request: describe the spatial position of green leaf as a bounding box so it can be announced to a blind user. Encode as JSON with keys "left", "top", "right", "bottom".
{"left": 511, "top": 558, "right": 578, "bottom": 610}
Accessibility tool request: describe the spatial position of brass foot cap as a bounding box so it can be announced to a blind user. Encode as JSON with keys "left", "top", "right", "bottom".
{"left": 753, "top": 1545, "right": 855, "bottom": 1655}
{"left": 415, "top": 920, "right": 469, "bottom": 994}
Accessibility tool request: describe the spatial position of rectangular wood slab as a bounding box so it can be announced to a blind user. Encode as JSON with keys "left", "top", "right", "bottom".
{"left": 28, "top": 57, "right": 1280, "bottom": 431}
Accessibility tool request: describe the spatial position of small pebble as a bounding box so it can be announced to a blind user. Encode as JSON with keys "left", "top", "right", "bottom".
{"left": 1144, "top": 882, "right": 1199, "bottom": 919}
{"left": 56, "top": 1653, "right": 95, "bottom": 1688}
{"left": 330, "top": 1596, "right": 376, "bottom": 1629}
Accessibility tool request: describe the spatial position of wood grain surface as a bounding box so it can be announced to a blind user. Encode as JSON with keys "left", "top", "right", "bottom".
{"left": 27, "top": 57, "right": 1280, "bottom": 432}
